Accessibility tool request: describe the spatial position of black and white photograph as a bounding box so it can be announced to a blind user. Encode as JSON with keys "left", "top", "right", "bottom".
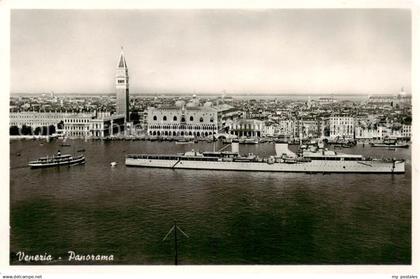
{"left": 2, "top": 1, "right": 419, "bottom": 278}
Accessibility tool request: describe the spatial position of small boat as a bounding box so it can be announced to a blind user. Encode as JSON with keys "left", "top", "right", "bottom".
{"left": 175, "top": 139, "right": 194, "bottom": 145}
{"left": 370, "top": 141, "right": 409, "bottom": 148}
{"left": 28, "top": 151, "right": 85, "bottom": 169}
{"left": 60, "top": 143, "right": 71, "bottom": 147}
{"left": 77, "top": 148, "right": 85, "bottom": 152}
{"left": 110, "top": 162, "right": 118, "bottom": 167}
{"left": 239, "top": 137, "right": 259, "bottom": 144}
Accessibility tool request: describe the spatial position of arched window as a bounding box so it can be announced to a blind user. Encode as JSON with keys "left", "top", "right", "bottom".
{"left": 181, "top": 117, "right": 186, "bottom": 122}
{"left": 190, "top": 116, "right": 194, "bottom": 121}
{"left": 173, "top": 116, "right": 177, "bottom": 121}
{"left": 200, "top": 117, "right": 204, "bottom": 123}
{"left": 153, "top": 115, "right": 157, "bottom": 121}
{"left": 163, "top": 116, "right": 167, "bottom": 121}
{"left": 210, "top": 117, "right": 214, "bottom": 123}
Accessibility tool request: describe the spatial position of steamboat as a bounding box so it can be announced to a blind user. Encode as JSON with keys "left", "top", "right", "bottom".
{"left": 28, "top": 151, "right": 85, "bottom": 169}
{"left": 370, "top": 139, "right": 409, "bottom": 148}
{"left": 126, "top": 143, "right": 405, "bottom": 173}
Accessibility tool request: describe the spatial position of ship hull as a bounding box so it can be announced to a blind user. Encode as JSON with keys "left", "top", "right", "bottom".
{"left": 125, "top": 158, "right": 405, "bottom": 173}
{"left": 371, "top": 144, "right": 409, "bottom": 148}
{"left": 29, "top": 156, "right": 85, "bottom": 169}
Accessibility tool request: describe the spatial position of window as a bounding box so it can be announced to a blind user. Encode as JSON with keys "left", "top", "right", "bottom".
{"left": 200, "top": 117, "right": 204, "bottom": 123}
{"left": 163, "top": 116, "right": 167, "bottom": 121}
{"left": 173, "top": 116, "right": 177, "bottom": 121}
{"left": 153, "top": 115, "right": 157, "bottom": 121}
{"left": 118, "top": 79, "right": 125, "bottom": 84}
{"left": 190, "top": 116, "right": 194, "bottom": 121}
{"left": 210, "top": 117, "right": 214, "bottom": 123}
{"left": 181, "top": 117, "right": 186, "bottom": 122}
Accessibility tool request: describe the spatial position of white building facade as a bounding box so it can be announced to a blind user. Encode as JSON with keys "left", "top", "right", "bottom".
{"left": 9, "top": 111, "right": 125, "bottom": 138}
{"left": 329, "top": 116, "right": 355, "bottom": 139}
{"left": 147, "top": 106, "right": 218, "bottom": 138}
{"left": 226, "top": 119, "right": 264, "bottom": 137}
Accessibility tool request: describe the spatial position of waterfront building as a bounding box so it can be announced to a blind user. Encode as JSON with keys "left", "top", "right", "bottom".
{"left": 88, "top": 112, "right": 126, "bottom": 138}
{"left": 355, "top": 126, "right": 382, "bottom": 140}
{"left": 329, "top": 116, "right": 355, "bottom": 139}
{"left": 354, "top": 124, "right": 411, "bottom": 141}
{"left": 227, "top": 118, "right": 264, "bottom": 137}
{"left": 61, "top": 112, "right": 97, "bottom": 138}
{"left": 291, "top": 119, "right": 319, "bottom": 140}
{"left": 9, "top": 111, "right": 125, "bottom": 138}
{"left": 147, "top": 105, "right": 218, "bottom": 138}
{"left": 10, "top": 112, "right": 69, "bottom": 130}
{"left": 115, "top": 48, "right": 130, "bottom": 122}
{"left": 263, "top": 125, "right": 276, "bottom": 137}
{"left": 278, "top": 120, "right": 294, "bottom": 138}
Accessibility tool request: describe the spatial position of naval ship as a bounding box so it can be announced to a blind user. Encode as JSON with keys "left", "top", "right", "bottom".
{"left": 125, "top": 142, "right": 405, "bottom": 174}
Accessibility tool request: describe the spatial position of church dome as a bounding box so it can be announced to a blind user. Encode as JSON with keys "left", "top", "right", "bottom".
{"left": 175, "top": 100, "right": 186, "bottom": 107}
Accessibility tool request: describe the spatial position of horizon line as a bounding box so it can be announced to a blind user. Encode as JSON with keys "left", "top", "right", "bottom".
{"left": 9, "top": 92, "right": 411, "bottom": 96}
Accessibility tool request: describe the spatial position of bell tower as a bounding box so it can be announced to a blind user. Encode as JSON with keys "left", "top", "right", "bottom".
{"left": 115, "top": 47, "right": 129, "bottom": 122}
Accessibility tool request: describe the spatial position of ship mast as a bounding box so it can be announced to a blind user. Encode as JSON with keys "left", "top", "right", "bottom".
{"left": 298, "top": 111, "right": 303, "bottom": 146}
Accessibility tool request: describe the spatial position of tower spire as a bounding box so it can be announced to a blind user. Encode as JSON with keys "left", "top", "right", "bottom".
{"left": 118, "top": 46, "right": 127, "bottom": 68}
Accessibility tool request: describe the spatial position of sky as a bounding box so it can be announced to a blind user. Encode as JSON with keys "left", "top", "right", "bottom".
{"left": 10, "top": 9, "right": 411, "bottom": 95}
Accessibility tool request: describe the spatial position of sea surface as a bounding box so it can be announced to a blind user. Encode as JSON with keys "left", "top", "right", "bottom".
{"left": 10, "top": 140, "right": 411, "bottom": 264}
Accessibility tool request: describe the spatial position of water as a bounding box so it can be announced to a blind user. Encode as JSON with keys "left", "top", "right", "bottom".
{"left": 10, "top": 140, "right": 411, "bottom": 264}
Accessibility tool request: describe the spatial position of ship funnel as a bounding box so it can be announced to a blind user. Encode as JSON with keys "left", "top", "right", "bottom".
{"left": 231, "top": 142, "right": 239, "bottom": 153}
{"left": 275, "top": 143, "right": 297, "bottom": 158}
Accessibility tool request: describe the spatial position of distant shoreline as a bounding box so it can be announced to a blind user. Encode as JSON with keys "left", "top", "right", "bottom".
{"left": 10, "top": 92, "right": 407, "bottom": 98}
